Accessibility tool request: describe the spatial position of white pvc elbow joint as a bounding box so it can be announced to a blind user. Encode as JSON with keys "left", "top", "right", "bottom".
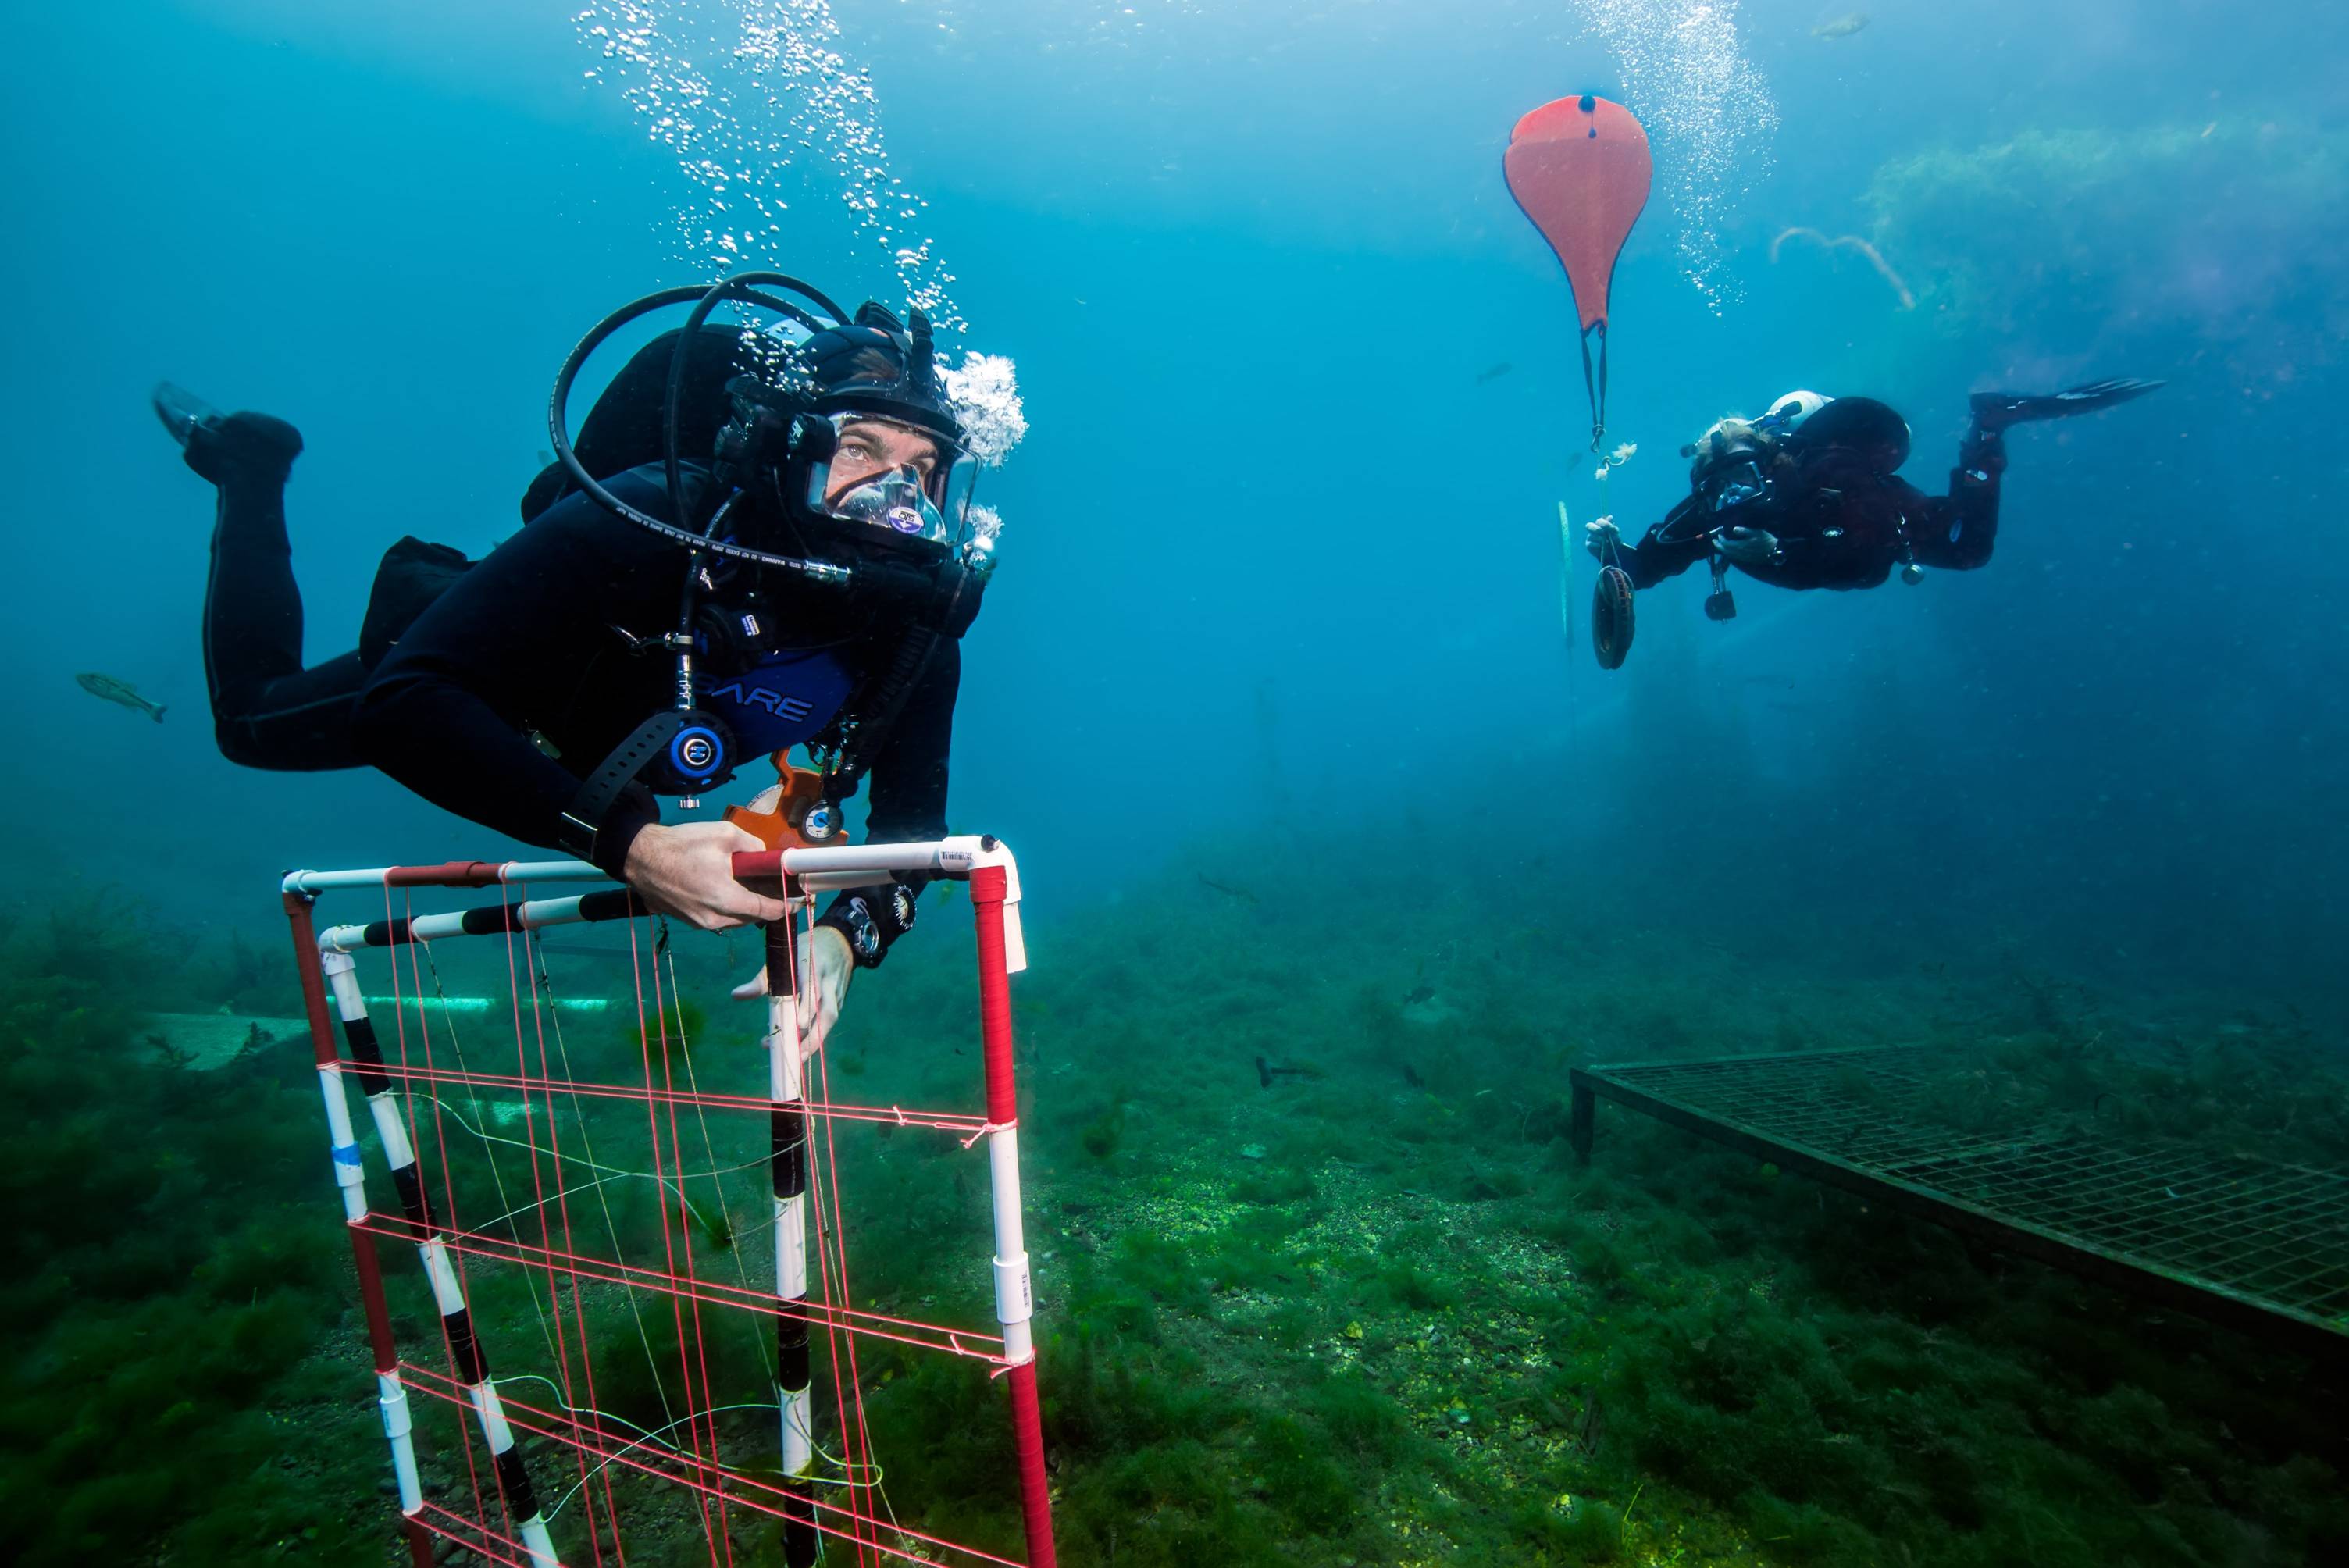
{"left": 936, "top": 835, "right": 1027, "bottom": 973}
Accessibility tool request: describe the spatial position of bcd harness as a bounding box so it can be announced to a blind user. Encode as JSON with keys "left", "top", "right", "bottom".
{"left": 543, "top": 271, "right": 996, "bottom": 868}
{"left": 555, "top": 532, "right": 986, "bottom": 865}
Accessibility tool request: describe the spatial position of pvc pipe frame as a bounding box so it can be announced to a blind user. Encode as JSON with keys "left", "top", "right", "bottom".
{"left": 291, "top": 836, "right": 1027, "bottom": 972}
{"left": 319, "top": 946, "right": 561, "bottom": 1568}
{"left": 971, "top": 864, "right": 1054, "bottom": 1568}
{"left": 286, "top": 893, "right": 439, "bottom": 1568}
{"left": 317, "top": 893, "right": 622, "bottom": 955}
{"left": 282, "top": 837, "right": 1053, "bottom": 1568}
{"left": 763, "top": 914, "right": 821, "bottom": 1568}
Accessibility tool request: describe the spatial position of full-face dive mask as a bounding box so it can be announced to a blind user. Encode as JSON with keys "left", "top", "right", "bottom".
{"left": 1702, "top": 453, "right": 1770, "bottom": 513}
{"left": 810, "top": 412, "right": 978, "bottom": 547}
{"left": 1683, "top": 393, "right": 1830, "bottom": 515}
{"left": 1690, "top": 433, "right": 1779, "bottom": 514}
{"left": 834, "top": 468, "right": 947, "bottom": 540}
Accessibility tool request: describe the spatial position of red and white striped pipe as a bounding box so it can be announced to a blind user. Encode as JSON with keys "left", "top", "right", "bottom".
{"left": 317, "top": 946, "right": 562, "bottom": 1568}
{"left": 281, "top": 835, "right": 1046, "bottom": 1568}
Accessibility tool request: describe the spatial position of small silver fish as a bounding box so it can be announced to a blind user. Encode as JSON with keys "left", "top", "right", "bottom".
{"left": 77, "top": 672, "right": 166, "bottom": 723}
{"left": 1813, "top": 12, "right": 1870, "bottom": 38}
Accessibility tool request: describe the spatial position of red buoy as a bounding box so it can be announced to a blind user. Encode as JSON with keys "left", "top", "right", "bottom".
{"left": 1504, "top": 94, "right": 1652, "bottom": 335}
{"left": 1505, "top": 95, "right": 1652, "bottom": 447}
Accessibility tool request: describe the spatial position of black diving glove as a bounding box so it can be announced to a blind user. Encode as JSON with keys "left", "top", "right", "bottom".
{"left": 1714, "top": 526, "right": 1784, "bottom": 568}
{"left": 1969, "top": 377, "right": 2164, "bottom": 434}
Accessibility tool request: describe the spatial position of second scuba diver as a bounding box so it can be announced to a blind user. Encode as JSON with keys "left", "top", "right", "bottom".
{"left": 157, "top": 273, "right": 1021, "bottom": 1049}
{"left": 1582, "top": 379, "right": 2161, "bottom": 657}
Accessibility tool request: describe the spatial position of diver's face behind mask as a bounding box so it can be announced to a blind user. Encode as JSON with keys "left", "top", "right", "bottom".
{"left": 818, "top": 415, "right": 974, "bottom": 546}
{"left": 1705, "top": 457, "right": 1769, "bottom": 513}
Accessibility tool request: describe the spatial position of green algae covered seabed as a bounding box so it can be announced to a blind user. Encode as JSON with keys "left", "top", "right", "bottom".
{"left": 7, "top": 871, "right": 2347, "bottom": 1566}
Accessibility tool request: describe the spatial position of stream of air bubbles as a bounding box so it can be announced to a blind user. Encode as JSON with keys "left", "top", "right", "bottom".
{"left": 574, "top": 0, "right": 964, "bottom": 330}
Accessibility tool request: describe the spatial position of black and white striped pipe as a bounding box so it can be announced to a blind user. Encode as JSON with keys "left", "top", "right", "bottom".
{"left": 318, "top": 889, "right": 640, "bottom": 955}
{"left": 283, "top": 836, "right": 1032, "bottom": 1567}
{"left": 764, "top": 918, "right": 821, "bottom": 1566}
{"left": 286, "top": 838, "right": 1027, "bottom": 966}
{"left": 319, "top": 946, "right": 562, "bottom": 1568}
{"left": 311, "top": 1019, "right": 427, "bottom": 1520}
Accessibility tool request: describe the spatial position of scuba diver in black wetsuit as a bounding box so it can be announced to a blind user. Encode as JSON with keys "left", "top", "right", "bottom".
{"left": 159, "top": 273, "right": 1018, "bottom": 1047}
{"left": 1581, "top": 379, "right": 2162, "bottom": 657}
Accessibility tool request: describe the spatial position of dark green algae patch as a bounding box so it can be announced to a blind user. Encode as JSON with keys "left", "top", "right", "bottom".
{"left": 5, "top": 870, "right": 2347, "bottom": 1566}
{"left": 0, "top": 902, "right": 390, "bottom": 1564}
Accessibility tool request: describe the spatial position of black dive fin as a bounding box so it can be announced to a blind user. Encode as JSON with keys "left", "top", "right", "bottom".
{"left": 155, "top": 392, "right": 305, "bottom": 484}
{"left": 151, "top": 381, "right": 219, "bottom": 450}
{"left": 1970, "top": 377, "right": 2165, "bottom": 430}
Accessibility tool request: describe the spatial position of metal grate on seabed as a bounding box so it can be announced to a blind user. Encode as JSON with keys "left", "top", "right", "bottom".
{"left": 1568, "top": 1045, "right": 2349, "bottom": 1360}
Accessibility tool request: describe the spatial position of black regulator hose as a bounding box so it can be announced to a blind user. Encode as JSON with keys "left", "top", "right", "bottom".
{"left": 661, "top": 271, "right": 846, "bottom": 539}
{"left": 545, "top": 276, "right": 850, "bottom": 582}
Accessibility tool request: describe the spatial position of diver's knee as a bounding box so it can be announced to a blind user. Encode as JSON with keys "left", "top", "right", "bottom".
{"left": 212, "top": 704, "right": 303, "bottom": 770}
{"left": 213, "top": 715, "right": 266, "bottom": 769}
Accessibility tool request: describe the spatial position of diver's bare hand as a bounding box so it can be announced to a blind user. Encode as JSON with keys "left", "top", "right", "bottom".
{"left": 1584, "top": 518, "right": 1623, "bottom": 559}
{"left": 622, "top": 821, "right": 787, "bottom": 932}
{"left": 729, "top": 926, "right": 855, "bottom": 1058}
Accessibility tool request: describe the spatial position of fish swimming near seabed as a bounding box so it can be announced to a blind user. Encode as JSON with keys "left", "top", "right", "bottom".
{"left": 77, "top": 672, "right": 165, "bottom": 722}
{"left": 1199, "top": 873, "right": 1259, "bottom": 905}
{"left": 1256, "top": 1055, "right": 1324, "bottom": 1089}
{"left": 1813, "top": 12, "right": 1869, "bottom": 39}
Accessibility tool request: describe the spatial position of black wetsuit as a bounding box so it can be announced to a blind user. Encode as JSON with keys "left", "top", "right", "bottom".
{"left": 1613, "top": 433, "right": 2005, "bottom": 592}
{"left": 200, "top": 439, "right": 373, "bottom": 772}
{"left": 201, "top": 454, "right": 956, "bottom": 965}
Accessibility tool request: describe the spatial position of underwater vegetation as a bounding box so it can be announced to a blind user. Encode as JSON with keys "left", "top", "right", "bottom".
{"left": 828, "top": 839, "right": 2349, "bottom": 1567}
{"left": 0, "top": 901, "right": 387, "bottom": 1564}
{"left": 1860, "top": 119, "right": 2349, "bottom": 354}
{"left": 5, "top": 846, "right": 2347, "bottom": 1566}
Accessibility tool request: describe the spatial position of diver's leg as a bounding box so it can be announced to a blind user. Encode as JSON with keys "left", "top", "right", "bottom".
{"left": 169, "top": 397, "right": 367, "bottom": 770}
{"left": 1912, "top": 425, "right": 2005, "bottom": 572}
{"left": 205, "top": 646, "right": 369, "bottom": 771}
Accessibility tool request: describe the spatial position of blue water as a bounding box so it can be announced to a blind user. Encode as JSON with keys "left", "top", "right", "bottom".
{"left": 2, "top": 2, "right": 2340, "bottom": 1010}
{"left": 2, "top": 3, "right": 2341, "bottom": 998}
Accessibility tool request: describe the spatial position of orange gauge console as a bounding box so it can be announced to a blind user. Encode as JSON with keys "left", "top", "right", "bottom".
{"left": 723, "top": 751, "right": 833, "bottom": 850}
